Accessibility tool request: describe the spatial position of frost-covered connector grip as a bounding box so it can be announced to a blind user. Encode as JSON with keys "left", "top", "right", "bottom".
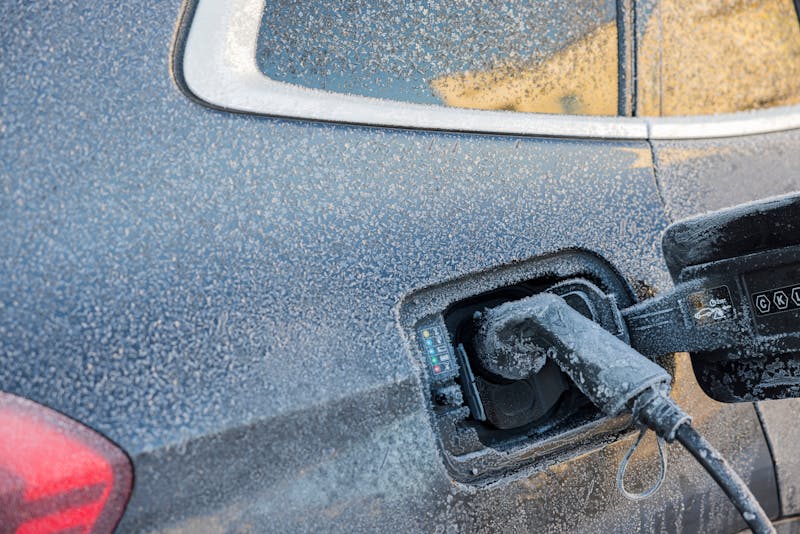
{"left": 621, "top": 277, "right": 748, "bottom": 359}
{"left": 474, "top": 293, "right": 671, "bottom": 416}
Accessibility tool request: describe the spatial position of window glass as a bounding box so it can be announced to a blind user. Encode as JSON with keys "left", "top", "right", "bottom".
{"left": 257, "top": 0, "right": 620, "bottom": 116}
{"left": 636, "top": 0, "right": 800, "bottom": 116}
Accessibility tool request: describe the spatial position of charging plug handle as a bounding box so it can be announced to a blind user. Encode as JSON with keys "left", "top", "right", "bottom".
{"left": 475, "top": 293, "right": 671, "bottom": 416}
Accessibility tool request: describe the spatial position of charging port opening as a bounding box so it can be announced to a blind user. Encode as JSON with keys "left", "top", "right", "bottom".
{"left": 444, "top": 280, "right": 591, "bottom": 446}
{"left": 399, "top": 250, "right": 639, "bottom": 482}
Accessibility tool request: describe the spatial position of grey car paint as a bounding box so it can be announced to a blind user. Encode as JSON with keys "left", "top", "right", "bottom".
{"left": 0, "top": 0, "right": 797, "bottom": 531}
{"left": 652, "top": 131, "right": 800, "bottom": 519}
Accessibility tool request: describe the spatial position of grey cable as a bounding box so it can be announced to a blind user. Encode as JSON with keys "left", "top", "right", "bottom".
{"left": 675, "top": 423, "right": 775, "bottom": 534}
{"left": 616, "top": 428, "right": 668, "bottom": 501}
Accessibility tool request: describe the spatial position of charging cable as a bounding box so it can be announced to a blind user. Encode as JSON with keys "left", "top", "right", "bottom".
{"left": 474, "top": 293, "right": 775, "bottom": 534}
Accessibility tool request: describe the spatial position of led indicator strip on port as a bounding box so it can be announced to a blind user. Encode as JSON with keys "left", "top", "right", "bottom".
{"left": 417, "top": 324, "right": 456, "bottom": 379}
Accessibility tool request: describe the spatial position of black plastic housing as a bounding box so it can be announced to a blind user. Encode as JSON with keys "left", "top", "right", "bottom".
{"left": 661, "top": 193, "right": 800, "bottom": 402}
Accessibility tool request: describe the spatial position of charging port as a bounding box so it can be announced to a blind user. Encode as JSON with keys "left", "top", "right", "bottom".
{"left": 399, "top": 250, "right": 639, "bottom": 482}
{"left": 447, "top": 278, "right": 628, "bottom": 438}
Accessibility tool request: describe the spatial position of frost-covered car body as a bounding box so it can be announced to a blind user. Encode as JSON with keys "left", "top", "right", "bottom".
{"left": 2, "top": 0, "right": 800, "bottom": 532}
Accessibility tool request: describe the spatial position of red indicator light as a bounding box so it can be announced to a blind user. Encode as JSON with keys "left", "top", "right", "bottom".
{"left": 433, "top": 365, "right": 442, "bottom": 374}
{"left": 0, "top": 393, "right": 133, "bottom": 533}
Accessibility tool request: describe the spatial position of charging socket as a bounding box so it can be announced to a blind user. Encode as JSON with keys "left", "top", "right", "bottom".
{"left": 400, "top": 250, "right": 640, "bottom": 482}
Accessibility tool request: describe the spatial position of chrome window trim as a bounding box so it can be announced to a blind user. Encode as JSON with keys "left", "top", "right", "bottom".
{"left": 181, "top": 0, "right": 800, "bottom": 140}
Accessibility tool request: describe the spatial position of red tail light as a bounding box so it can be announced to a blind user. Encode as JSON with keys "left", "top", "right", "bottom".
{"left": 0, "top": 393, "right": 132, "bottom": 534}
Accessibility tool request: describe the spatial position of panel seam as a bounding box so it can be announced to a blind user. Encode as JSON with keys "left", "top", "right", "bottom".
{"left": 754, "top": 402, "right": 785, "bottom": 518}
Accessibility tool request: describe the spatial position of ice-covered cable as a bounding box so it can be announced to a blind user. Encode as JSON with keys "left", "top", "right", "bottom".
{"left": 473, "top": 293, "right": 775, "bottom": 534}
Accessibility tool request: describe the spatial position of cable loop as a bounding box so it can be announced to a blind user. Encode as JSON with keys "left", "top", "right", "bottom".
{"left": 616, "top": 428, "right": 668, "bottom": 501}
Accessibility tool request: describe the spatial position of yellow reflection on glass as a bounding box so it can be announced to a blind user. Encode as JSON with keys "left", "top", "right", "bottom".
{"left": 637, "top": 0, "right": 800, "bottom": 116}
{"left": 430, "top": 23, "right": 619, "bottom": 116}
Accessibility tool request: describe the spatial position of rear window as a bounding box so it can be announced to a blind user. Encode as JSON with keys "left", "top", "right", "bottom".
{"left": 636, "top": 0, "right": 800, "bottom": 116}
{"left": 257, "top": 0, "right": 620, "bottom": 116}
{"left": 254, "top": 0, "right": 800, "bottom": 118}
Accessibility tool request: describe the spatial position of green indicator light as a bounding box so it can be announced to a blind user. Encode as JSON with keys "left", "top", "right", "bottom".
{"left": 431, "top": 357, "right": 439, "bottom": 364}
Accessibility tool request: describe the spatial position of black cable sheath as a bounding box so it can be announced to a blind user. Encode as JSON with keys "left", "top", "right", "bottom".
{"left": 675, "top": 423, "right": 775, "bottom": 534}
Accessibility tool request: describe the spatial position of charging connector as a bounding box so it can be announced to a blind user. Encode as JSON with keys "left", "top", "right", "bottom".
{"left": 473, "top": 292, "right": 775, "bottom": 534}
